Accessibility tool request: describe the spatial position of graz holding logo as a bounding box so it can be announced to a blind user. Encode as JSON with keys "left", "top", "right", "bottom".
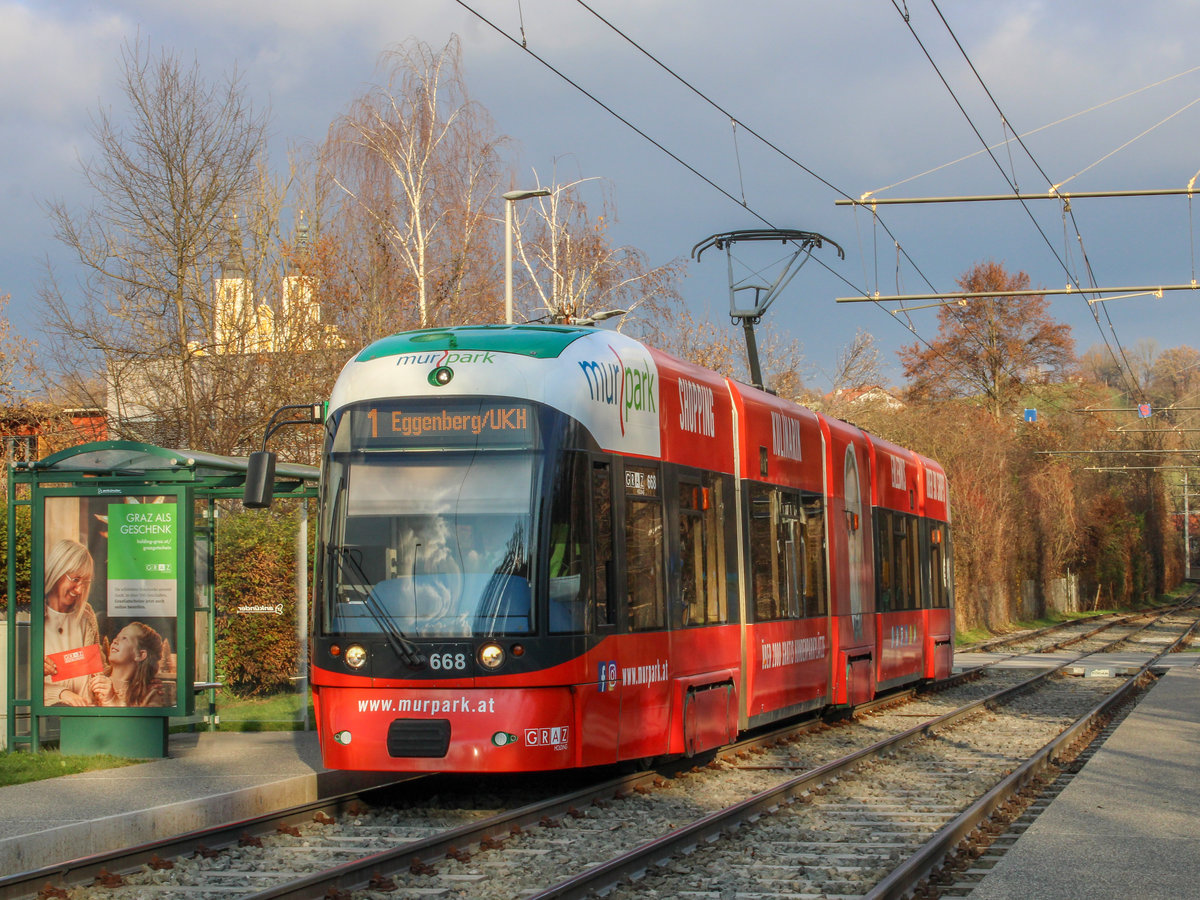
{"left": 525, "top": 725, "right": 570, "bottom": 750}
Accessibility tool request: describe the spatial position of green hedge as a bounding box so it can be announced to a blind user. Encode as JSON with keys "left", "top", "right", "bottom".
{"left": 214, "top": 504, "right": 312, "bottom": 698}
{"left": 0, "top": 503, "right": 31, "bottom": 615}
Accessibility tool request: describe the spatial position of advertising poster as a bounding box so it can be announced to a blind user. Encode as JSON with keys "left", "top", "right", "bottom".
{"left": 41, "top": 494, "right": 179, "bottom": 710}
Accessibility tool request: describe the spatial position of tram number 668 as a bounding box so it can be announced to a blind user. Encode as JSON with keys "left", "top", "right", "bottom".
{"left": 429, "top": 652, "right": 468, "bottom": 671}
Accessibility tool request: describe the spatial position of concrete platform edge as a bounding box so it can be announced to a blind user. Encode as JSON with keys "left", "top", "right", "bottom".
{"left": 966, "top": 665, "right": 1200, "bottom": 899}
{"left": 0, "top": 768, "right": 398, "bottom": 875}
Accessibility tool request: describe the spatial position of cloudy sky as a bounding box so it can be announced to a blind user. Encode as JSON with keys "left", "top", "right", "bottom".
{"left": 3, "top": 0, "right": 1198, "bottom": 390}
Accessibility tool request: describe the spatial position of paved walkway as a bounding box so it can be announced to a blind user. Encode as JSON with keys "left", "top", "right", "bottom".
{"left": 0, "top": 730, "right": 395, "bottom": 875}
{"left": 968, "top": 663, "right": 1200, "bottom": 899}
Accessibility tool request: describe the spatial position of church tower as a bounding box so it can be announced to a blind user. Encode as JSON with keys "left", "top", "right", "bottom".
{"left": 281, "top": 210, "right": 320, "bottom": 342}
{"left": 213, "top": 216, "right": 253, "bottom": 352}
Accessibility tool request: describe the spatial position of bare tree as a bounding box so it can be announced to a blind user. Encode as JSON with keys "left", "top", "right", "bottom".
{"left": 0, "top": 294, "right": 32, "bottom": 406}
{"left": 652, "top": 304, "right": 808, "bottom": 401}
{"left": 1079, "top": 344, "right": 1125, "bottom": 389}
{"left": 1149, "top": 345, "right": 1200, "bottom": 408}
{"left": 512, "top": 173, "right": 684, "bottom": 339}
{"left": 653, "top": 306, "right": 744, "bottom": 374}
{"left": 829, "top": 329, "right": 882, "bottom": 396}
{"left": 37, "top": 39, "right": 274, "bottom": 452}
{"left": 291, "top": 148, "right": 417, "bottom": 348}
{"left": 325, "top": 36, "right": 507, "bottom": 333}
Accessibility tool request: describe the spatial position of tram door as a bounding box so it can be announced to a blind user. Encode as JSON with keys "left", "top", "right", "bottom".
{"left": 616, "top": 460, "right": 671, "bottom": 762}
{"left": 844, "top": 448, "right": 866, "bottom": 642}
{"left": 577, "top": 459, "right": 621, "bottom": 766}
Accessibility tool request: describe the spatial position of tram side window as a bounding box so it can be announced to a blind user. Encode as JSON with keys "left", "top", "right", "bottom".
{"left": 679, "top": 473, "right": 729, "bottom": 626}
{"left": 895, "top": 513, "right": 920, "bottom": 610}
{"left": 749, "top": 485, "right": 803, "bottom": 622}
{"left": 802, "top": 496, "right": 827, "bottom": 617}
{"left": 548, "top": 453, "right": 591, "bottom": 634}
{"left": 625, "top": 464, "right": 665, "bottom": 631}
{"left": 927, "top": 523, "right": 952, "bottom": 609}
{"left": 875, "top": 510, "right": 895, "bottom": 613}
{"left": 592, "top": 461, "right": 615, "bottom": 629}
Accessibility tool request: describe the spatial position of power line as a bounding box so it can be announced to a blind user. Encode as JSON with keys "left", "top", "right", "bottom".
{"left": 567, "top": 0, "right": 1023, "bottom": 383}
{"left": 455, "top": 0, "right": 1046, "bottom": 396}
{"left": 861, "top": 62, "right": 1200, "bottom": 201}
{"left": 898, "top": 0, "right": 1146, "bottom": 403}
{"left": 888, "top": 0, "right": 1074, "bottom": 276}
{"left": 576, "top": 0, "right": 1104, "bottom": 409}
{"left": 452, "top": 4, "right": 899, "bottom": 307}
{"left": 567, "top": 0, "right": 947, "bottom": 316}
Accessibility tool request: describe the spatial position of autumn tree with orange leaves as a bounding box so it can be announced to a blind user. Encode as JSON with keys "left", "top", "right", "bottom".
{"left": 898, "top": 261, "right": 1076, "bottom": 417}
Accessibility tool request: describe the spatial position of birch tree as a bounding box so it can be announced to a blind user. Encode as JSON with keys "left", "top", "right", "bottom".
{"left": 512, "top": 175, "right": 684, "bottom": 340}
{"left": 325, "top": 36, "right": 506, "bottom": 333}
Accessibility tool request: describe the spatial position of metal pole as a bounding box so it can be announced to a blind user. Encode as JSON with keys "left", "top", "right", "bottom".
{"left": 742, "top": 319, "right": 764, "bottom": 390}
{"left": 502, "top": 188, "right": 550, "bottom": 325}
{"left": 504, "top": 198, "right": 514, "bottom": 325}
{"left": 838, "top": 187, "right": 1200, "bottom": 206}
{"left": 296, "top": 499, "right": 309, "bottom": 730}
{"left": 837, "top": 283, "right": 1199, "bottom": 304}
{"left": 1183, "top": 471, "right": 1191, "bottom": 580}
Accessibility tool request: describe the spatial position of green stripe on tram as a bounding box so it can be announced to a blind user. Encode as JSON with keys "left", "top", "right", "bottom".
{"left": 356, "top": 325, "right": 591, "bottom": 362}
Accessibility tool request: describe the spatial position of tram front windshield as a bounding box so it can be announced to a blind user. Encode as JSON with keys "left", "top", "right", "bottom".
{"left": 318, "top": 399, "right": 541, "bottom": 638}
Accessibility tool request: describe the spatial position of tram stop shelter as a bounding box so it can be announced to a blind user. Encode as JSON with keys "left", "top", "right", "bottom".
{"left": 4, "top": 441, "right": 318, "bottom": 758}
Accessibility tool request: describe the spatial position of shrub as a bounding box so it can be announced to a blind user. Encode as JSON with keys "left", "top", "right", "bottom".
{"left": 214, "top": 502, "right": 312, "bottom": 698}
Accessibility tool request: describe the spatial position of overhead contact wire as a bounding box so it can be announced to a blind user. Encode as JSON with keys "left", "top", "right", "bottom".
{"left": 570, "top": 0, "right": 949, "bottom": 333}
{"left": 917, "top": 0, "right": 1145, "bottom": 402}
{"left": 457, "top": 0, "right": 982, "bottom": 382}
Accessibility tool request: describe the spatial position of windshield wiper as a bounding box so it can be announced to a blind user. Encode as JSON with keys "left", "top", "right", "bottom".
{"left": 330, "top": 544, "right": 426, "bottom": 669}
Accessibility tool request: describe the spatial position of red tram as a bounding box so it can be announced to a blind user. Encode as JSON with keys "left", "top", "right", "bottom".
{"left": 309, "top": 325, "right": 953, "bottom": 772}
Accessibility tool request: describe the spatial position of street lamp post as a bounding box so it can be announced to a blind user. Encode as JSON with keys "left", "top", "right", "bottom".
{"left": 504, "top": 188, "right": 551, "bottom": 324}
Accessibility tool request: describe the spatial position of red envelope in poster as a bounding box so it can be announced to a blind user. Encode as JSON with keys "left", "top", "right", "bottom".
{"left": 48, "top": 645, "right": 105, "bottom": 682}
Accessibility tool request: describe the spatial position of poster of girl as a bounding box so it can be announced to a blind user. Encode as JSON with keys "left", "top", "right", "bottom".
{"left": 91, "top": 621, "right": 170, "bottom": 707}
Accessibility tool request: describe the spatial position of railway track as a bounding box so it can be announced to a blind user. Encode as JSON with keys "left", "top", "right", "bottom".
{"left": 8, "top": 603, "right": 1195, "bottom": 900}
{"left": 961, "top": 609, "right": 1156, "bottom": 655}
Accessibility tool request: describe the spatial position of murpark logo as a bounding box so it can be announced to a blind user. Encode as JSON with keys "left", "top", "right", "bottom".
{"left": 578, "top": 345, "right": 658, "bottom": 436}
{"left": 393, "top": 349, "right": 497, "bottom": 367}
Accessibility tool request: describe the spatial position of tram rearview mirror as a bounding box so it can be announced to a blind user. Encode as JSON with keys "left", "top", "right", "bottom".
{"left": 243, "top": 450, "right": 277, "bottom": 509}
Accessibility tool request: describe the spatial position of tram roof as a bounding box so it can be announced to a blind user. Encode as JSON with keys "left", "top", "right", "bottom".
{"left": 355, "top": 324, "right": 597, "bottom": 362}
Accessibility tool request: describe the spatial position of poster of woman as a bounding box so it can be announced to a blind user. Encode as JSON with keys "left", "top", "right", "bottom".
{"left": 41, "top": 495, "right": 180, "bottom": 710}
{"left": 42, "top": 539, "right": 103, "bottom": 706}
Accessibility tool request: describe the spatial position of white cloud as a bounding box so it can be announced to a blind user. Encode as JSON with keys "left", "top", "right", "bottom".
{"left": 0, "top": 4, "right": 129, "bottom": 122}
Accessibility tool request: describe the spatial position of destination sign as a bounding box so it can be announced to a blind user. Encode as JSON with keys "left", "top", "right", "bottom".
{"left": 352, "top": 400, "right": 536, "bottom": 449}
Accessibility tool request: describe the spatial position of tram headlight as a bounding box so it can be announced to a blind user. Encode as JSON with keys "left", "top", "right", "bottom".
{"left": 344, "top": 644, "right": 368, "bottom": 669}
{"left": 428, "top": 365, "right": 454, "bottom": 386}
{"left": 478, "top": 642, "right": 505, "bottom": 670}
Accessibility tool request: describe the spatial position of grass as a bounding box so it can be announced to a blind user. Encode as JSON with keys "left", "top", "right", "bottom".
{"left": 955, "top": 583, "right": 1192, "bottom": 646}
{"left": 0, "top": 750, "right": 143, "bottom": 787}
{"left": 955, "top": 608, "right": 1113, "bottom": 646}
{"left": 209, "top": 687, "right": 315, "bottom": 731}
